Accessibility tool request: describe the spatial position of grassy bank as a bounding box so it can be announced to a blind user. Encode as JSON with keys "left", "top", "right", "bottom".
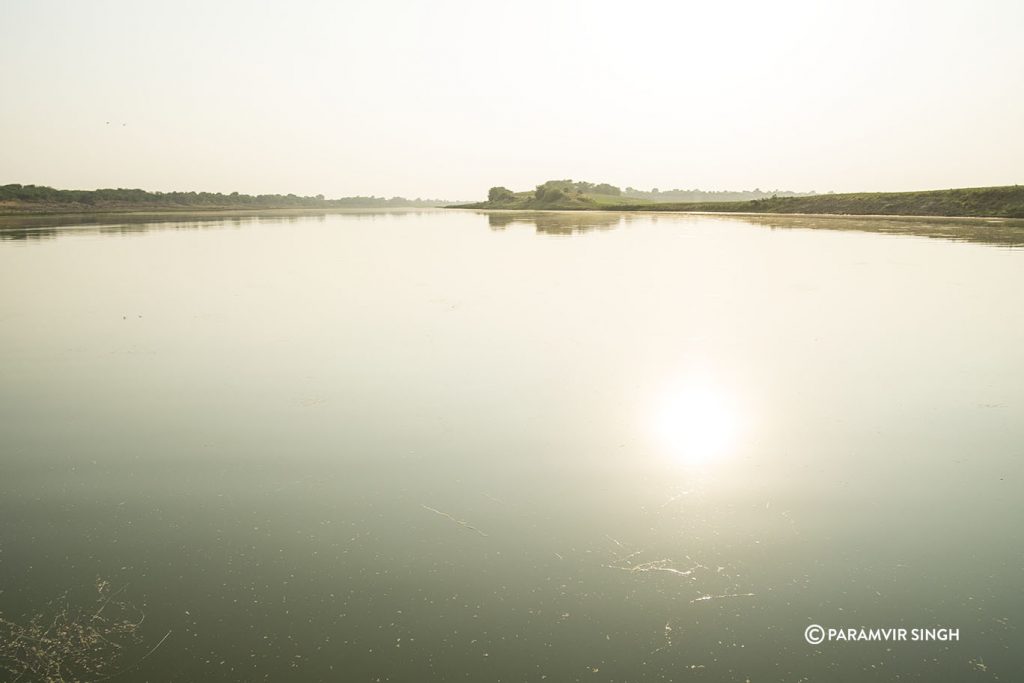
{"left": 606, "top": 185, "right": 1024, "bottom": 218}
{"left": 457, "top": 183, "right": 1024, "bottom": 218}
{"left": 8, "top": 183, "right": 1023, "bottom": 219}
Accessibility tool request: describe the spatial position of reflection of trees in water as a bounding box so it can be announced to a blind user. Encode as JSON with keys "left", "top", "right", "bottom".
{"left": 483, "top": 210, "right": 1024, "bottom": 246}
{"left": 737, "top": 214, "right": 1024, "bottom": 248}
{"left": 0, "top": 222, "right": 245, "bottom": 242}
{"left": 0, "top": 209, "right": 434, "bottom": 241}
{"left": 486, "top": 211, "right": 627, "bottom": 235}
{"left": 6, "top": 209, "right": 1020, "bottom": 248}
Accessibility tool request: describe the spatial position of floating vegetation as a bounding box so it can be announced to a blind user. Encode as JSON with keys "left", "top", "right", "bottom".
{"left": 421, "top": 505, "right": 488, "bottom": 538}
{"left": 690, "top": 592, "right": 756, "bottom": 603}
{"left": 607, "top": 559, "right": 703, "bottom": 579}
{"left": 651, "top": 620, "right": 676, "bottom": 654}
{"left": 0, "top": 579, "right": 170, "bottom": 683}
{"left": 603, "top": 537, "right": 704, "bottom": 580}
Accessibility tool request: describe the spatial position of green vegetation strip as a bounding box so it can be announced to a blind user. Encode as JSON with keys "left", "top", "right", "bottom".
{"left": 0, "top": 184, "right": 451, "bottom": 215}
{"left": 456, "top": 181, "right": 1024, "bottom": 218}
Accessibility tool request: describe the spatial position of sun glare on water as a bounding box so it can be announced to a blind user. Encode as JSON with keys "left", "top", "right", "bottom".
{"left": 653, "top": 383, "right": 742, "bottom": 466}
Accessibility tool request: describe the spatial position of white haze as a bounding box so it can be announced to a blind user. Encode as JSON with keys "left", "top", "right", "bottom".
{"left": 1, "top": 0, "right": 1021, "bottom": 199}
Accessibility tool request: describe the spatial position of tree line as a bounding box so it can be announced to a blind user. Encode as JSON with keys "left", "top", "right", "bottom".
{"left": 0, "top": 184, "right": 448, "bottom": 209}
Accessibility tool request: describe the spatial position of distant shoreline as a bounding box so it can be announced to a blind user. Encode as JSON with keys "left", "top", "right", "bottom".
{"left": 3, "top": 183, "right": 1022, "bottom": 222}
{"left": 0, "top": 184, "right": 455, "bottom": 218}
{"left": 0, "top": 206, "right": 438, "bottom": 219}
{"left": 0, "top": 204, "right": 447, "bottom": 218}
{"left": 453, "top": 184, "right": 1024, "bottom": 219}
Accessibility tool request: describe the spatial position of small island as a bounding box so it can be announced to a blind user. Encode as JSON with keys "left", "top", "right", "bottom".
{"left": 453, "top": 180, "right": 1024, "bottom": 218}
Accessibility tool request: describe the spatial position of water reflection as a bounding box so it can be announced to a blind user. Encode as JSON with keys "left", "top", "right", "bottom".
{"left": 485, "top": 211, "right": 627, "bottom": 234}
{"left": 719, "top": 213, "right": 1024, "bottom": 248}
{"left": 2, "top": 208, "right": 1022, "bottom": 680}
{"left": 0, "top": 208, "right": 435, "bottom": 240}
{"left": 478, "top": 209, "right": 1024, "bottom": 247}
{"left": 6, "top": 208, "right": 1024, "bottom": 248}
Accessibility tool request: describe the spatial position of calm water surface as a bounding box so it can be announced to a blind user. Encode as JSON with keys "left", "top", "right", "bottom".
{"left": 1, "top": 210, "right": 1022, "bottom": 681}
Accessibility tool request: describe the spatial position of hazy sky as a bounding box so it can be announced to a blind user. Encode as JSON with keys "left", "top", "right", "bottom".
{"left": 2, "top": 0, "right": 1021, "bottom": 199}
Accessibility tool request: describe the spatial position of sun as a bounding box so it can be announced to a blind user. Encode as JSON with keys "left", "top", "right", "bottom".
{"left": 653, "top": 384, "right": 741, "bottom": 466}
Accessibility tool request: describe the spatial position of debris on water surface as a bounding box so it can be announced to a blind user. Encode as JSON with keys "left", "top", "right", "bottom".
{"left": 421, "top": 505, "right": 488, "bottom": 537}
{"left": 690, "top": 592, "right": 756, "bottom": 603}
{"left": 605, "top": 558, "right": 702, "bottom": 579}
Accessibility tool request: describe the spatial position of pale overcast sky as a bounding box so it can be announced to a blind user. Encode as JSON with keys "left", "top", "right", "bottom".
{"left": 1, "top": 0, "right": 1021, "bottom": 199}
